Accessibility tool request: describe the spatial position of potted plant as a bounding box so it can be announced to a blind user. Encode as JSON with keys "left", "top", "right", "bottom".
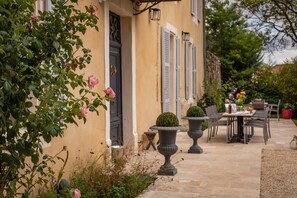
{"left": 282, "top": 103, "right": 294, "bottom": 119}
{"left": 151, "top": 112, "right": 183, "bottom": 176}
{"left": 182, "top": 106, "right": 208, "bottom": 153}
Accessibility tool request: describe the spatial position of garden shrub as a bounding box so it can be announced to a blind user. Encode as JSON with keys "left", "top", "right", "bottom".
{"left": 0, "top": 0, "right": 113, "bottom": 196}
{"left": 35, "top": 149, "right": 157, "bottom": 198}
{"left": 156, "top": 112, "right": 179, "bottom": 127}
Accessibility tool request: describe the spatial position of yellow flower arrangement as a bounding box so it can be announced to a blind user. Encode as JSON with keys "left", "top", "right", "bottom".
{"left": 236, "top": 90, "right": 246, "bottom": 106}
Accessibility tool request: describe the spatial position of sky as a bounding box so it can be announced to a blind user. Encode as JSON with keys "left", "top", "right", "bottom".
{"left": 263, "top": 47, "right": 297, "bottom": 65}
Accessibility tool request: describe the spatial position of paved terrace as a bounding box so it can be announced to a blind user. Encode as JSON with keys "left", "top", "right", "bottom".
{"left": 138, "top": 118, "right": 297, "bottom": 198}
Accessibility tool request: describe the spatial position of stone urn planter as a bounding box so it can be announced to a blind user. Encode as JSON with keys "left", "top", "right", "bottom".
{"left": 151, "top": 112, "right": 183, "bottom": 176}
{"left": 182, "top": 106, "right": 208, "bottom": 154}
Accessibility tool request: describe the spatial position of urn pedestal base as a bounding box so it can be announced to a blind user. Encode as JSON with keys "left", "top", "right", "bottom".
{"left": 188, "top": 144, "right": 203, "bottom": 153}
{"left": 157, "top": 158, "right": 177, "bottom": 176}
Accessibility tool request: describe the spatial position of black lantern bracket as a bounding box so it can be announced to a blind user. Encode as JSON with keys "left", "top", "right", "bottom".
{"left": 132, "top": 0, "right": 181, "bottom": 16}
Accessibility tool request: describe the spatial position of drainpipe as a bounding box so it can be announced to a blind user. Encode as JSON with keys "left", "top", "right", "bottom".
{"left": 202, "top": 0, "right": 207, "bottom": 83}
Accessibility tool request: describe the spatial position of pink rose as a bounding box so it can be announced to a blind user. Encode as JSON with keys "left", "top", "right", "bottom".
{"left": 30, "top": 15, "right": 40, "bottom": 24}
{"left": 72, "top": 188, "right": 81, "bottom": 198}
{"left": 88, "top": 75, "right": 99, "bottom": 89}
{"left": 80, "top": 106, "right": 88, "bottom": 117}
{"left": 92, "top": 11, "right": 98, "bottom": 17}
{"left": 104, "top": 87, "right": 116, "bottom": 99}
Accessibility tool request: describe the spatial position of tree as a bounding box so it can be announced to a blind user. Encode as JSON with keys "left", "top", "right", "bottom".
{"left": 238, "top": 0, "right": 297, "bottom": 48}
{"left": 0, "top": 0, "right": 114, "bottom": 196}
{"left": 275, "top": 60, "right": 297, "bottom": 104}
{"left": 206, "top": 0, "right": 265, "bottom": 82}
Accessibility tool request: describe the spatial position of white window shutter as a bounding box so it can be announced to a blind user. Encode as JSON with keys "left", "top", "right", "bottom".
{"left": 35, "top": 0, "right": 52, "bottom": 12}
{"left": 162, "top": 27, "right": 170, "bottom": 112}
{"left": 191, "top": 0, "right": 195, "bottom": 15}
{"left": 197, "top": 0, "right": 202, "bottom": 21}
{"left": 185, "top": 41, "right": 190, "bottom": 100}
{"left": 176, "top": 37, "right": 181, "bottom": 120}
{"left": 45, "top": 0, "right": 53, "bottom": 11}
{"left": 192, "top": 45, "right": 197, "bottom": 99}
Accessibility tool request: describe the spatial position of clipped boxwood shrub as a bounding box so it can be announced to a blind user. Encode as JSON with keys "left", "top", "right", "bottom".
{"left": 156, "top": 112, "right": 179, "bottom": 127}
{"left": 186, "top": 106, "right": 205, "bottom": 117}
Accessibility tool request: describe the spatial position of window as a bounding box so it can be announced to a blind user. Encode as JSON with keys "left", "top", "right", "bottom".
{"left": 34, "top": 0, "right": 52, "bottom": 14}
{"left": 185, "top": 41, "right": 191, "bottom": 100}
{"left": 185, "top": 42, "right": 198, "bottom": 100}
{"left": 192, "top": 45, "right": 197, "bottom": 99}
{"left": 161, "top": 27, "right": 181, "bottom": 119}
{"left": 191, "top": 0, "right": 202, "bottom": 22}
{"left": 162, "top": 28, "right": 171, "bottom": 113}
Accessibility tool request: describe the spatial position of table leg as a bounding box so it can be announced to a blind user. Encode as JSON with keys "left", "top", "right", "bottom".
{"left": 237, "top": 116, "right": 244, "bottom": 138}
{"left": 228, "top": 116, "right": 245, "bottom": 143}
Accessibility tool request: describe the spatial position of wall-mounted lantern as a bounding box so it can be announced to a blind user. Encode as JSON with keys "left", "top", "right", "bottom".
{"left": 149, "top": 8, "right": 161, "bottom": 21}
{"left": 182, "top": 31, "right": 190, "bottom": 41}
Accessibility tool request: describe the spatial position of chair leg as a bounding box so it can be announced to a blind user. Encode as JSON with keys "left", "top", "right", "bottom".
{"left": 207, "top": 124, "right": 211, "bottom": 142}
{"left": 226, "top": 125, "right": 231, "bottom": 143}
{"left": 214, "top": 125, "right": 218, "bottom": 136}
{"left": 268, "top": 122, "right": 271, "bottom": 138}
{"left": 243, "top": 126, "right": 246, "bottom": 144}
{"left": 263, "top": 127, "right": 268, "bottom": 145}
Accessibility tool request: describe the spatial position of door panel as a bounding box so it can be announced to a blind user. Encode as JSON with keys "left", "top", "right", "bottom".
{"left": 109, "top": 12, "right": 123, "bottom": 146}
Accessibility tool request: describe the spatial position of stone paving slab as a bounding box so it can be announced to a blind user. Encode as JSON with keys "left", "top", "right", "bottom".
{"left": 138, "top": 119, "right": 297, "bottom": 198}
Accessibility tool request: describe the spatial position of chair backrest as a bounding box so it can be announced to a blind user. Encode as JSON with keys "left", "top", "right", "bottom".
{"left": 265, "top": 106, "right": 270, "bottom": 121}
{"left": 211, "top": 105, "right": 218, "bottom": 113}
{"left": 277, "top": 99, "right": 281, "bottom": 108}
{"left": 252, "top": 99, "right": 265, "bottom": 110}
{"left": 205, "top": 106, "right": 214, "bottom": 117}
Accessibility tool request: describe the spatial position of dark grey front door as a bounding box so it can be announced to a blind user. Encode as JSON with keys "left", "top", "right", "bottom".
{"left": 109, "top": 12, "right": 123, "bottom": 146}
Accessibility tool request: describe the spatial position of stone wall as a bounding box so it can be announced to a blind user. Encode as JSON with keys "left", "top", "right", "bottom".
{"left": 206, "top": 51, "right": 221, "bottom": 84}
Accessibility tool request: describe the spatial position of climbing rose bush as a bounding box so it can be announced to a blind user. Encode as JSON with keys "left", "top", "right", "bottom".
{"left": 0, "top": 0, "right": 113, "bottom": 196}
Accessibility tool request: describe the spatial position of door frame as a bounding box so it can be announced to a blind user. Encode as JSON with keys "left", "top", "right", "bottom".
{"left": 104, "top": 2, "right": 137, "bottom": 150}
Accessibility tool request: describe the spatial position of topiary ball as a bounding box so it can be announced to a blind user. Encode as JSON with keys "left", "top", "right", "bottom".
{"left": 186, "top": 106, "right": 205, "bottom": 117}
{"left": 156, "top": 112, "right": 179, "bottom": 127}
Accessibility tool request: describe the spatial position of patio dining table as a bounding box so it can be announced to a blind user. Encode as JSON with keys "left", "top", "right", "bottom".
{"left": 222, "top": 110, "right": 256, "bottom": 143}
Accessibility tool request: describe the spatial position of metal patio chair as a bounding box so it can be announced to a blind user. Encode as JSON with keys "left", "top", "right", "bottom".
{"left": 244, "top": 106, "right": 270, "bottom": 144}
{"left": 206, "top": 106, "right": 232, "bottom": 143}
{"left": 268, "top": 99, "right": 281, "bottom": 121}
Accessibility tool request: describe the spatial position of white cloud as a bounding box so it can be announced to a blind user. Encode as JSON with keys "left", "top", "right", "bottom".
{"left": 264, "top": 48, "right": 297, "bottom": 65}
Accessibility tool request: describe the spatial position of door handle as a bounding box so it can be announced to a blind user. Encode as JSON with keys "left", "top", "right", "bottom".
{"left": 110, "top": 64, "right": 117, "bottom": 76}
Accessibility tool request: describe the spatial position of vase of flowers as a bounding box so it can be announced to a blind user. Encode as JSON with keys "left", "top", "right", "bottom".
{"left": 235, "top": 90, "right": 246, "bottom": 111}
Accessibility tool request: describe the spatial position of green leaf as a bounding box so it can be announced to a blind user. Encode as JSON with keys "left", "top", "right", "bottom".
{"left": 79, "top": 88, "right": 84, "bottom": 95}
{"left": 31, "top": 154, "right": 39, "bottom": 164}
{"left": 53, "top": 41, "right": 60, "bottom": 49}
{"left": 89, "top": 106, "right": 95, "bottom": 112}
{"left": 3, "top": 81, "right": 11, "bottom": 91}
{"left": 93, "top": 98, "right": 100, "bottom": 107}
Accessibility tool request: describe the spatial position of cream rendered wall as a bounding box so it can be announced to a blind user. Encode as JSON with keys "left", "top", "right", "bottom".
{"left": 42, "top": 1, "right": 107, "bottom": 177}
{"left": 41, "top": 0, "right": 205, "bottom": 176}
{"left": 135, "top": 1, "right": 205, "bottom": 145}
